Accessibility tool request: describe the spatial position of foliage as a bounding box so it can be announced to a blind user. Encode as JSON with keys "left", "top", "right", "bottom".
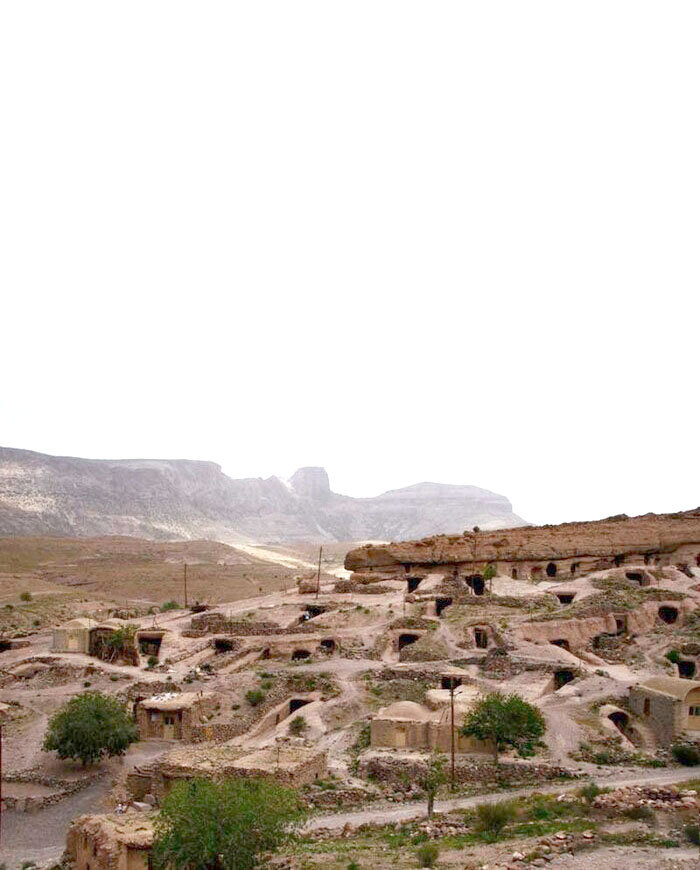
{"left": 245, "top": 689, "right": 266, "bottom": 707}
{"left": 416, "top": 842, "right": 439, "bottom": 868}
{"left": 475, "top": 800, "right": 517, "bottom": 837}
{"left": 288, "top": 715, "right": 308, "bottom": 736}
{"left": 160, "top": 600, "right": 179, "bottom": 612}
{"left": 151, "top": 777, "right": 304, "bottom": 870}
{"left": 482, "top": 564, "right": 497, "bottom": 583}
{"left": 105, "top": 623, "right": 138, "bottom": 659}
{"left": 665, "top": 649, "right": 680, "bottom": 664}
{"left": 19, "top": 591, "right": 32, "bottom": 602}
{"left": 461, "top": 693, "right": 545, "bottom": 761}
{"left": 147, "top": 655, "right": 158, "bottom": 668}
{"left": 42, "top": 691, "right": 138, "bottom": 766}
{"left": 418, "top": 752, "right": 448, "bottom": 818}
{"left": 578, "top": 781, "right": 604, "bottom": 803}
{"left": 623, "top": 805, "right": 655, "bottom": 821}
{"left": 672, "top": 744, "right": 700, "bottom": 766}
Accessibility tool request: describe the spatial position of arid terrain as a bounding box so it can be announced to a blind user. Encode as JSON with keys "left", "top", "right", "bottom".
{"left": 1, "top": 514, "right": 700, "bottom": 870}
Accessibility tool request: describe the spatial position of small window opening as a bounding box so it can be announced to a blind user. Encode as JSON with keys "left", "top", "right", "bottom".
{"left": 398, "top": 633, "right": 420, "bottom": 650}
{"left": 546, "top": 562, "right": 557, "bottom": 578}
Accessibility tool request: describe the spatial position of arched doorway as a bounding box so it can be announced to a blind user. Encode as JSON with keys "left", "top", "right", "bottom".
{"left": 398, "top": 633, "right": 419, "bottom": 650}
{"left": 546, "top": 562, "right": 557, "bottom": 578}
{"left": 658, "top": 606, "right": 679, "bottom": 624}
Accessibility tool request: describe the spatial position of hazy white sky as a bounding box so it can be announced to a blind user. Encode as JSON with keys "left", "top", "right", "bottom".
{"left": 1, "top": 2, "right": 699, "bottom": 526}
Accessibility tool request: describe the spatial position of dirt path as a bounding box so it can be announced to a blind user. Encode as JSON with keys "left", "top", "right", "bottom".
{"left": 303, "top": 766, "right": 700, "bottom": 831}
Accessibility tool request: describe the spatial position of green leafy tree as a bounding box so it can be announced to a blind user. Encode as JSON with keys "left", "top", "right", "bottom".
{"left": 418, "top": 751, "right": 448, "bottom": 818}
{"left": 461, "top": 692, "right": 545, "bottom": 763}
{"left": 151, "top": 777, "right": 304, "bottom": 870}
{"left": 43, "top": 691, "right": 138, "bottom": 766}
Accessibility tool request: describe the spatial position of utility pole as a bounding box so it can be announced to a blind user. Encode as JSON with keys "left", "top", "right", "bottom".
{"left": 315, "top": 546, "right": 323, "bottom": 599}
{"left": 183, "top": 563, "right": 188, "bottom": 609}
{"left": 449, "top": 677, "right": 456, "bottom": 788}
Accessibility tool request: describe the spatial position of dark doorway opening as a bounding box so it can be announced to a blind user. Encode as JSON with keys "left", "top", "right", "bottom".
{"left": 319, "top": 639, "right": 336, "bottom": 653}
{"left": 292, "top": 649, "right": 311, "bottom": 660}
{"left": 474, "top": 628, "right": 489, "bottom": 649}
{"left": 289, "top": 698, "right": 311, "bottom": 715}
{"left": 407, "top": 577, "right": 422, "bottom": 593}
{"left": 556, "top": 593, "right": 575, "bottom": 605}
{"left": 613, "top": 554, "right": 625, "bottom": 567}
{"left": 138, "top": 633, "right": 163, "bottom": 658}
{"left": 214, "top": 638, "right": 235, "bottom": 653}
{"left": 626, "top": 572, "right": 648, "bottom": 586}
{"left": 511, "top": 568, "right": 518, "bottom": 580}
{"left": 0, "top": 640, "right": 12, "bottom": 652}
{"left": 261, "top": 648, "right": 271, "bottom": 660}
{"left": 465, "top": 575, "right": 485, "bottom": 595}
{"left": 435, "top": 597, "right": 453, "bottom": 617}
{"left": 615, "top": 616, "right": 628, "bottom": 635}
{"left": 696, "top": 554, "right": 700, "bottom": 567}
{"left": 658, "top": 606, "right": 679, "bottom": 624}
{"left": 570, "top": 563, "right": 580, "bottom": 575}
{"left": 554, "top": 669, "right": 575, "bottom": 690}
{"left": 304, "top": 605, "right": 326, "bottom": 618}
{"left": 546, "top": 562, "right": 557, "bottom": 578}
{"left": 678, "top": 660, "right": 696, "bottom": 679}
{"left": 398, "top": 633, "right": 420, "bottom": 650}
{"left": 550, "top": 639, "right": 570, "bottom": 651}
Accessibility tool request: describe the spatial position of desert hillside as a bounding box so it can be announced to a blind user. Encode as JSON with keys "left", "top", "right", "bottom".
{"left": 0, "top": 447, "right": 526, "bottom": 543}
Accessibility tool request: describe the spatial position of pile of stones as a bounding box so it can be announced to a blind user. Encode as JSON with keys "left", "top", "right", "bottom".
{"left": 592, "top": 784, "right": 698, "bottom": 811}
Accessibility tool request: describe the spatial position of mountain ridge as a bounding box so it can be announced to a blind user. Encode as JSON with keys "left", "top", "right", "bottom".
{"left": 0, "top": 446, "right": 526, "bottom": 544}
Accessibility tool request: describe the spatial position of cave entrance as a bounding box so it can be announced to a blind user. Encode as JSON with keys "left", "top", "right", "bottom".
{"left": 626, "top": 572, "right": 648, "bottom": 586}
{"left": 613, "top": 554, "right": 625, "bottom": 567}
{"left": 292, "top": 649, "right": 311, "bottom": 660}
{"left": 511, "top": 568, "right": 518, "bottom": 580}
{"left": 474, "top": 628, "right": 489, "bottom": 649}
{"left": 289, "top": 698, "right": 312, "bottom": 715}
{"left": 678, "top": 660, "right": 696, "bottom": 679}
{"left": 555, "top": 593, "right": 575, "bottom": 605}
{"left": 615, "top": 615, "right": 628, "bottom": 635}
{"left": 554, "top": 669, "right": 575, "bottom": 690}
{"left": 465, "top": 575, "right": 485, "bottom": 596}
{"left": 304, "top": 605, "right": 326, "bottom": 618}
{"left": 398, "top": 633, "right": 420, "bottom": 651}
{"left": 546, "top": 562, "right": 557, "bottom": 578}
{"left": 138, "top": 633, "right": 163, "bottom": 658}
{"left": 435, "top": 597, "right": 453, "bottom": 617}
{"left": 550, "top": 639, "right": 570, "bottom": 651}
{"left": 570, "top": 563, "right": 580, "bottom": 576}
{"left": 406, "top": 577, "right": 422, "bottom": 594}
{"left": 261, "top": 648, "right": 271, "bottom": 660}
{"left": 0, "top": 640, "right": 12, "bottom": 652}
{"left": 658, "top": 606, "right": 679, "bottom": 624}
{"left": 214, "top": 638, "right": 235, "bottom": 653}
{"left": 319, "top": 638, "right": 336, "bottom": 654}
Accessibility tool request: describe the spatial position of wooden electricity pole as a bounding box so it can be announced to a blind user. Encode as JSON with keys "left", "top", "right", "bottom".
{"left": 315, "top": 546, "right": 323, "bottom": 599}
{"left": 183, "top": 563, "right": 188, "bottom": 609}
{"left": 450, "top": 678, "right": 456, "bottom": 787}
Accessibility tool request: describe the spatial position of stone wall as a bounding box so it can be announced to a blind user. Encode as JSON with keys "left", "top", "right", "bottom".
{"left": 628, "top": 686, "right": 682, "bottom": 745}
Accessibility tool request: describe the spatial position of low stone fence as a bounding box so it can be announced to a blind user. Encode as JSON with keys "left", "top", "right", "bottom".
{"left": 358, "top": 756, "right": 577, "bottom": 788}
{"left": 1, "top": 769, "right": 102, "bottom": 812}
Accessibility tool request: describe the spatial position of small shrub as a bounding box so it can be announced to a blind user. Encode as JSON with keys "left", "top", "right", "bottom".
{"left": 672, "top": 744, "right": 700, "bottom": 766}
{"left": 578, "top": 781, "right": 603, "bottom": 803}
{"left": 684, "top": 823, "right": 700, "bottom": 846}
{"left": 288, "top": 715, "right": 308, "bottom": 737}
{"left": 160, "top": 600, "right": 179, "bottom": 612}
{"left": 110, "top": 674, "right": 119, "bottom": 682}
{"left": 348, "top": 863, "right": 360, "bottom": 870}
{"left": 245, "top": 689, "right": 266, "bottom": 707}
{"left": 623, "top": 805, "right": 655, "bottom": 821}
{"left": 475, "top": 800, "right": 516, "bottom": 836}
{"left": 416, "top": 842, "right": 439, "bottom": 868}
{"left": 20, "top": 592, "right": 32, "bottom": 602}
{"left": 83, "top": 681, "right": 92, "bottom": 688}
{"left": 665, "top": 649, "right": 680, "bottom": 664}
{"left": 147, "top": 655, "right": 158, "bottom": 669}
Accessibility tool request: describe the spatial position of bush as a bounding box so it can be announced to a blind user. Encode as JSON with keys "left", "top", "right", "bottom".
{"left": 672, "top": 744, "right": 700, "bottom": 766}
{"left": 288, "top": 716, "right": 308, "bottom": 736}
{"left": 578, "top": 782, "right": 603, "bottom": 803}
{"left": 19, "top": 592, "right": 32, "bottom": 602}
{"left": 245, "top": 689, "right": 266, "bottom": 707}
{"left": 684, "top": 823, "right": 700, "bottom": 846}
{"left": 160, "top": 600, "right": 179, "bottom": 612}
{"left": 475, "top": 800, "right": 516, "bottom": 836}
{"left": 348, "top": 863, "right": 360, "bottom": 870}
{"left": 665, "top": 649, "right": 680, "bottom": 664}
{"left": 623, "top": 805, "right": 655, "bottom": 821}
{"left": 416, "top": 843, "right": 439, "bottom": 868}
{"left": 147, "top": 655, "right": 158, "bottom": 669}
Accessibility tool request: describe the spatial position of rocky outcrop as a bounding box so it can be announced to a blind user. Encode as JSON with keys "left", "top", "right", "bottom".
{"left": 0, "top": 446, "right": 525, "bottom": 543}
{"left": 345, "top": 509, "right": 700, "bottom": 572}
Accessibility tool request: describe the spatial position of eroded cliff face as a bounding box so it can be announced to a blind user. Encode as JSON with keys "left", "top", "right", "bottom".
{"left": 0, "top": 447, "right": 525, "bottom": 544}
{"left": 344, "top": 510, "right": 700, "bottom": 572}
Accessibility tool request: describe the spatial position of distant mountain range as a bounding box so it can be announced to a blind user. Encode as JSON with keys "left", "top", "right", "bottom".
{"left": 0, "top": 447, "right": 526, "bottom": 544}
